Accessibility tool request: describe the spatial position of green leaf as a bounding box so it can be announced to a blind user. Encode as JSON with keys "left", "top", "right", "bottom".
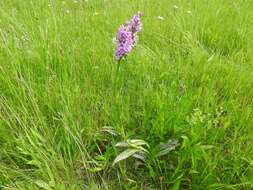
{"left": 156, "top": 139, "right": 179, "bottom": 157}
{"left": 128, "top": 139, "right": 150, "bottom": 148}
{"left": 27, "top": 160, "right": 40, "bottom": 167}
{"left": 115, "top": 139, "right": 150, "bottom": 149}
{"left": 35, "top": 180, "right": 50, "bottom": 190}
{"left": 171, "top": 180, "right": 181, "bottom": 190}
{"left": 171, "top": 174, "right": 183, "bottom": 190}
{"left": 148, "top": 165, "right": 155, "bottom": 178}
{"left": 132, "top": 152, "right": 147, "bottom": 162}
{"left": 112, "top": 149, "right": 140, "bottom": 166}
{"left": 101, "top": 126, "right": 118, "bottom": 136}
{"left": 115, "top": 141, "right": 129, "bottom": 147}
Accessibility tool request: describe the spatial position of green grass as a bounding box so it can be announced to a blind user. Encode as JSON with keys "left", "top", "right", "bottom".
{"left": 1, "top": 0, "right": 253, "bottom": 189}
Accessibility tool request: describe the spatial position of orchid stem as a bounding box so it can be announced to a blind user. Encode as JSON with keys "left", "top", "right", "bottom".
{"left": 113, "top": 59, "right": 121, "bottom": 94}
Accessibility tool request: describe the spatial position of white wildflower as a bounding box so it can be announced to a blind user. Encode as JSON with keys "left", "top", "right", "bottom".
{"left": 157, "top": 16, "right": 164, "bottom": 20}
{"left": 174, "top": 5, "right": 178, "bottom": 9}
{"left": 112, "top": 37, "right": 116, "bottom": 44}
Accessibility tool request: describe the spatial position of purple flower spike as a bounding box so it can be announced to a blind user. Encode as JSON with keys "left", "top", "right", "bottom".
{"left": 114, "top": 12, "right": 143, "bottom": 61}
{"left": 128, "top": 12, "right": 143, "bottom": 34}
{"left": 115, "top": 26, "right": 134, "bottom": 60}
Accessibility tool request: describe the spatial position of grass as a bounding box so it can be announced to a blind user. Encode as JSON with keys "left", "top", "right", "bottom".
{"left": 1, "top": 0, "right": 253, "bottom": 189}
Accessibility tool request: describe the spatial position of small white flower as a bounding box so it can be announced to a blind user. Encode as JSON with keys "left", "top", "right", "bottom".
{"left": 157, "top": 16, "right": 164, "bottom": 20}
{"left": 174, "top": 5, "right": 178, "bottom": 9}
{"left": 94, "top": 12, "right": 99, "bottom": 16}
{"left": 85, "top": 0, "right": 88, "bottom": 2}
{"left": 112, "top": 37, "right": 117, "bottom": 44}
{"left": 187, "top": 10, "right": 192, "bottom": 14}
{"left": 66, "top": 10, "right": 70, "bottom": 14}
{"left": 48, "top": 4, "right": 51, "bottom": 7}
{"left": 74, "top": 0, "right": 78, "bottom": 3}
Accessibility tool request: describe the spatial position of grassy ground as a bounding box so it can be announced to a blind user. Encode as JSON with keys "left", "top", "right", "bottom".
{"left": 1, "top": 0, "right": 253, "bottom": 189}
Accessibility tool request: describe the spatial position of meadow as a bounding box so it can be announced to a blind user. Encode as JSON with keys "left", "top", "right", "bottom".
{"left": 1, "top": 0, "right": 253, "bottom": 189}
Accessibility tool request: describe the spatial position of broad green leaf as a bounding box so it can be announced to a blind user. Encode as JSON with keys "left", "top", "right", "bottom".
{"left": 128, "top": 139, "right": 150, "bottom": 148}
{"left": 112, "top": 149, "right": 139, "bottom": 166}
{"left": 35, "top": 180, "right": 50, "bottom": 190}
{"left": 156, "top": 139, "right": 179, "bottom": 157}
{"left": 101, "top": 126, "right": 118, "bottom": 136}
{"left": 115, "top": 141, "right": 129, "bottom": 147}
{"left": 132, "top": 152, "right": 147, "bottom": 162}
